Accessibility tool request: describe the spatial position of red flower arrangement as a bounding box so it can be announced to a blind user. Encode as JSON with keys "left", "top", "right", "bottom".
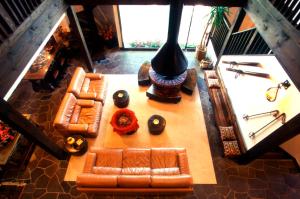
{"left": 110, "top": 109, "right": 139, "bottom": 135}
{"left": 100, "top": 24, "right": 114, "bottom": 41}
{"left": 0, "top": 121, "right": 16, "bottom": 148}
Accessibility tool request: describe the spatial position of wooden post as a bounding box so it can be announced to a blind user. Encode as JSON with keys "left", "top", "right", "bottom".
{"left": 67, "top": 6, "right": 94, "bottom": 72}
{"left": 0, "top": 98, "right": 68, "bottom": 160}
{"left": 214, "top": 8, "right": 246, "bottom": 68}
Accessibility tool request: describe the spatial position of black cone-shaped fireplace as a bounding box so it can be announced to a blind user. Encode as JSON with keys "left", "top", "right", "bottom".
{"left": 151, "top": 0, "right": 188, "bottom": 76}
{"left": 146, "top": 0, "right": 188, "bottom": 103}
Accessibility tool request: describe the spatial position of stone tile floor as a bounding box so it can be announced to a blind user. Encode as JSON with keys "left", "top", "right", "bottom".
{"left": 1, "top": 50, "right": 299, "bottom": 199}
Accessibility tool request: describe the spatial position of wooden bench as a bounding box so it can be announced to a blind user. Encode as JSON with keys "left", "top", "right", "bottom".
{"left": 204, "top": 70, "right": 246, "bottom": 156}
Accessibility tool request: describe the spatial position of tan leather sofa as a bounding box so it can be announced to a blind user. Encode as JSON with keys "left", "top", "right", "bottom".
{"left": 53, "top": 93, "right": 102, "bottom": 137}
{"left": 76, "top": 148, "right": 193, "bottom": 193}
{"left": 67, "top": 67, "right": 107, "bottom": 104}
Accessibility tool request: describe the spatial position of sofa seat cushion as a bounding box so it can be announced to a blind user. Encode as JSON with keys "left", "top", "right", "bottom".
{"left": 88, "top": 79, "right": 106, "bottom": 101}
{"left": 121, "top": 167, "right": 151, "bottom": 175}
{"left": 95, "top": 149, "right": 123, "bottom": 168}
{"left": 77, "top": 101, "right": 102, "bottom": 136}
{"left": 77, "top": 174, "right": 118, "bottom": 187}
{"left": 151, "top": 148, "right": 178, "bottom": 169}
{"left": 122, "top": 148, "right": 150, "bottom": 168}
{"left": 151, "top": 175, "right": 192, "bottom": 188}
{"left": 92, "top": 167, "right": 121, "bottom": 175}
{"left": 78, "top": 105, "right": 99, "bottom": 124}
{"left": 151, "top": 168, "right": 180, "bottom": 175}
{"left": 118, "top": 175, "right": 151, "bottom": 187}
{"left": 70, "top": 105, "right": 81, "bottom": 124}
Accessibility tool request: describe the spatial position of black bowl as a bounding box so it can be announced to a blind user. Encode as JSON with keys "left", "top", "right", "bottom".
{"left": 148, "top": 115, "right": 166, "bottom": 135}
{"left": 113, "top": 90, "right": 129, "bottom": 108}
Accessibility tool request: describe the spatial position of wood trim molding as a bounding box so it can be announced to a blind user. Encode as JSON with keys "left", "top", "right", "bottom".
{"left": 65, "top": 0, "right": 246, "bottom": 7}
{"left": 113, "top": 5, "right": 123, "bottom": 48}
{"left": 245, "top": 0, "right": 300, "bottom": 91}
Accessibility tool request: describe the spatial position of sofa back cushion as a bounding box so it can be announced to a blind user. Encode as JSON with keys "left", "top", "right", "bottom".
{"left": 122, "top": 148, "right": 150, "bottom": 168}
{"left": 151, "top": 148, "right": 178, "bottom": 169}
{"left": 67, "top": 67, "right": 86, "bottom": 97}
{"left": 95, "top": 149, "right": 123, "bottom": 168}
{"left": 53, "top": 93, "right": 77, "bottom": 131}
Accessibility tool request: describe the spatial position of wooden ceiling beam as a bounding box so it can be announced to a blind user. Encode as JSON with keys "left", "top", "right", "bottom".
{"left": 65, "top": 0, "right": 246, "bottom": 7}
{"left": 245, "top": 0, "right": 300, "bottom": 91}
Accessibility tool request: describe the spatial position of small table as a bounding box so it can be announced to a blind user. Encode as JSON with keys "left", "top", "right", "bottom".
{"left": 64, "top": 135, "right": 88, "bottom": 156}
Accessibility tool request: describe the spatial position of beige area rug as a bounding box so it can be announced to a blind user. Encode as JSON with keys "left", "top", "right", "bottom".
{"left": 65, "top": 75, "right": 216, "bottom": 184}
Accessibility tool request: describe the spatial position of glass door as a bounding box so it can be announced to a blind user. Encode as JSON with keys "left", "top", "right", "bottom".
{"left": 119, "top": 5, "right": 211, "bottom": 49}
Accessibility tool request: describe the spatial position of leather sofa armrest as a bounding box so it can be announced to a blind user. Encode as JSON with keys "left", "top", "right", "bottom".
{"left": 83, "top": 152, "right": 96, "bottom": 173}
{"left": 77, "top": 99, "right": 95, "bottom": 107}
{"left": 79, "top": 92, "right": 97, "bottom": 100}
{"left": 85, "top": 73, "right": 102, "bottom": 80}
{"left": 68, "top": 124, "right": 88, "bottom": 132}
{"left": 178, "top": 152, "right": 190, "bottom": 174}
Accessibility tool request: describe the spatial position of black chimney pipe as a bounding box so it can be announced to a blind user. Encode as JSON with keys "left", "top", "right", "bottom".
{"left": 151, "top": 0, "right": 188, "bottom": 77}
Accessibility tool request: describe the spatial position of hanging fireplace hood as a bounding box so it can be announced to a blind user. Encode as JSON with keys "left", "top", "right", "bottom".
{"left": 151, "top": 0, "right": 188, "bottom": 77}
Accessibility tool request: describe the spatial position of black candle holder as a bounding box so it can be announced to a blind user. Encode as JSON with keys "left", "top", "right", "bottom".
{"left": 113, "top": 90, "right": 129, "bottom": 108}
{"left": 148, "top": 115, "right": 166, "bottom": 135}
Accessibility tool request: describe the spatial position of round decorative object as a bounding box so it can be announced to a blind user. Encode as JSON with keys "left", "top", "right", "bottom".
{"left": 113, "top": 90, "right": 129, "bottom": 108}
{"left": 110, "top": 109, "right": 139, "bottom": 135}
{"left": 148, "top": 115, "right": 166, "bottom": 135}
{"left": 64, "top": 135, "right": 88, "bottom": 156}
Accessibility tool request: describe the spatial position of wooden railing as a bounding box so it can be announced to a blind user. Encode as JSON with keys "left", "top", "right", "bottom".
{"left": 0, "top": 0, "right": 45, "bottom": 45}
{"left": 269, "top": 0, "right": 300, "bottom": 30}
{"left": 224, "top": 28, "right": 272, "bottom": 55}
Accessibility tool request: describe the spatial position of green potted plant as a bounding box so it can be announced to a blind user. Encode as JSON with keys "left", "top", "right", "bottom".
{"left": 196, "top": 6, "right": 229, "bottom": 62}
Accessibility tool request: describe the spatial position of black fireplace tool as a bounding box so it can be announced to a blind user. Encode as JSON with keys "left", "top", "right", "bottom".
{"left": 243, "top": 110, "right": 279, "bottom": 121}
{"left": 248, "top": 113, "right": 286, "bottom": 138}
{"left": 222, "top": 61, "right": 260, "bottom": 67}
{"left": 226, "top": 67, "right": 270, "bottom": 79}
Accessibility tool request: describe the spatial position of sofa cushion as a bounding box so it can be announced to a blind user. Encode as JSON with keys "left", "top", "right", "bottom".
{"left": 70, "top": 105, "right": 81, "bottom": 124}
{"left": 77, "top": 101, "right": 102, "bottom": 136}
{"left": 207, "top": 78, "right": 220, "bottom": 88}
{"left": 88, "top": 77, "right": 107, "bottom": 102}
{"left": 53, "top": 93, "right": 77, "bottom": 131}
{"left": 95, "top": 149, "right": 123, "bottom": 168}
{"left": 151, "top": 175, "right": 192, "bottom": 188}
{"left": 67, "top": 67, "right": 86, "bottom": 97}
{"left": 121, "top": 167, "right": 151, "bottom": 175}
{"left": 178, "top": 152, "right": 190, "bottom": 174}
{"left": 118, "top": 175, "right": 151, "bottom": 187}
{"left": 151, "top": 148, "right": 178, "bottom": 169}
{"left": 122, "top": 148, "right": 150, "bottom": 168}
{"left": 205, "top": 70, "right": 218, "bottom": 79}
{"left": 151, "top": 168, "right": 180, "bottom": 175}
{"left": 81, "top": 78, "right": 90, "bottom": 93}
{"left": 83, "top": 153, "right": 96, "bottom": 173}
{"left": 92, "top": 167, "right": 121, "bottom": 175}
{"left": 76, "top": 173, "right": 118, "bottom": 187}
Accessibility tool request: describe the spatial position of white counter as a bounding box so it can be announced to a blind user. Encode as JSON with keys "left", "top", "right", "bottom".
{"left": 218, "top": 55, "right": 300, "bottom": 150}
